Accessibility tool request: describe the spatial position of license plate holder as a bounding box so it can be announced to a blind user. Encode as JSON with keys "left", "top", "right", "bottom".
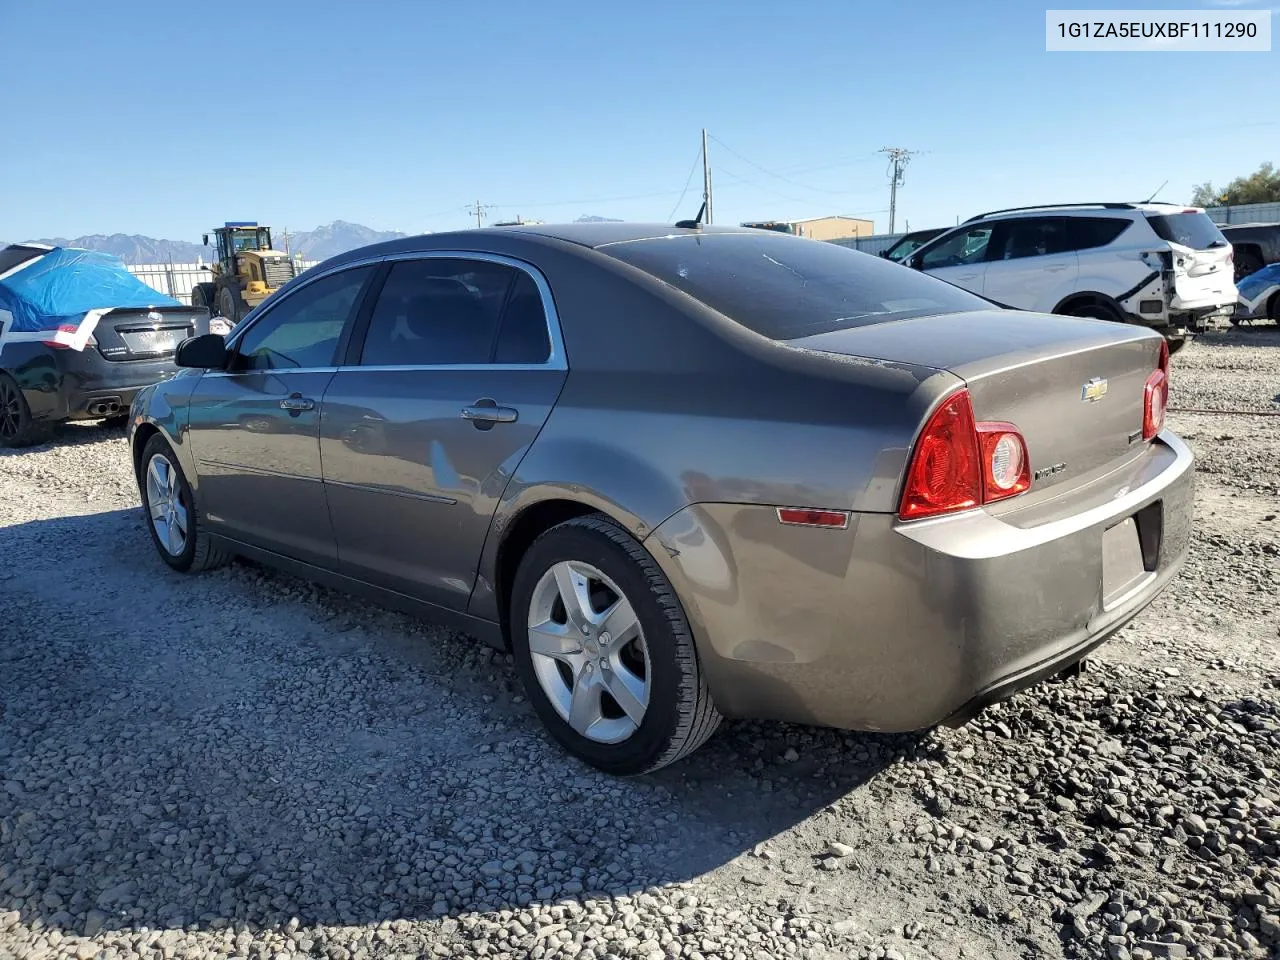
{"left": 1101, "top": 515, "right": 1148, "bottom": 608}
{"left": 121, "top": 328, "right": 182, "bottom": 355}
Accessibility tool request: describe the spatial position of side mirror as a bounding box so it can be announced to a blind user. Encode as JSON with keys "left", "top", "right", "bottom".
{"left": 908, "top": 253, "right": 924, "bottom": 270}
{"left": 175, "top": 333, "right": 228, "bottom": 369}
{"left": 202, "top": 234, "right": 209, "bottom": 246}
{"left": 879, "top": 250, "right": 890, "bottom": 258}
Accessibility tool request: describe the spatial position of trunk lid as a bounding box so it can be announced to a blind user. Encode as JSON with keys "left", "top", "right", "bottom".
{"left": 790, "top": 309, "right": 1165, "bottom": 494}
{"left": 93, "top": 306, "right": 210, "bottom": 362}
{"left": 1166, "top": 241, "right": 1236, "bottom": 308}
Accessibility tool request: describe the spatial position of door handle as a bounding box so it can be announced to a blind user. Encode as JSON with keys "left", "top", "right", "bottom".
{"left": 461, "top": 399, "right": 518, "bottom": 428}
{"left": 279, "top": 394, "right": 315, "bottom": 412}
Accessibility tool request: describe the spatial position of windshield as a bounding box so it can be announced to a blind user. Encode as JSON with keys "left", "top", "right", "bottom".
{"left": 884, "top": 234, "right": 935, "bottom": 262}
{"left": 602, "top": 232, "right": 992, "bottom": 340}
{"left": 1145, "top": 212, "right": 1227, "bottom": 250}
{"left": 230, "top": 228, "right": 270, "bottom": 253}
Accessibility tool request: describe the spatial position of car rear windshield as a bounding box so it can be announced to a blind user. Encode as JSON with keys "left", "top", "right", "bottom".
{"left": 1145, "top": 212, "right": 1228, "bottom": 250}
{"left": 602, "top": 232, "right": 992, "bottom": 340}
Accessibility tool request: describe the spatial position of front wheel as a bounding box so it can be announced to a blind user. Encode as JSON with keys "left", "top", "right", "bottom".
{"left": 139, "top": 434, "right": 232, "bottom": 573}
{"left": 216, "top": 285, "right": 243, "bottom": 325}
{"left": 510, "top": 514, "right": 722, "bottom": 775}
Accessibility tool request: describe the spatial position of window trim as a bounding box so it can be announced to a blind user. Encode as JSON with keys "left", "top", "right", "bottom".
{"left": 212, "top": 262, "right": 380, "bottom": 377}
{"left": 343, "top": 250, "right": 567, "bottom": 372}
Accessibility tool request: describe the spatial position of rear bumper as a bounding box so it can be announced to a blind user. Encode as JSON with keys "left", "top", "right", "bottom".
{"left": 644, "top": 431, "right": 1194, "bottom": 732}
{"left": 39, "top": 352, "right": 182, "bottom": 421}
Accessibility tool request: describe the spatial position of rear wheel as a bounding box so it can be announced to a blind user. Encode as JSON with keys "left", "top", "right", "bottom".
{"left": 1062, "top": 300, "right": 1123, "bottom": 323}
{"left": 1269, "top": 292, "right": 1280, "bottom": 324}
{"left": 139, "top": 434, "right": 232, "bottom": 573}
{"left": 510, "top": 514, "right": 721, "bottom": 775}
{"left": 0, "top": 373, "right": 52, "bottom": 448}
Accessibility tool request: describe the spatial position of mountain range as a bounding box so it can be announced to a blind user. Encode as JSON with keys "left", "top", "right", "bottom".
{"left": 3, "top": 215, "right": 624, "bottom": 264}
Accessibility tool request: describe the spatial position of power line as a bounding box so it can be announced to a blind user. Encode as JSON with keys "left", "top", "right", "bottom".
{"left": 709, "top": 134, "right": 837, "bottom": 194}
{"left": 667, "top": 145, "right": 705, "bottom": 222}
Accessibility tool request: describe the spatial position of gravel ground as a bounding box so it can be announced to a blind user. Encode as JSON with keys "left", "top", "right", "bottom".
{"left": 2, "top": 327, "right": 1278, "bottom": 960}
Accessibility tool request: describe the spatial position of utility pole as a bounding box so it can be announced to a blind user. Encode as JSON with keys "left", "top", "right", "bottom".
{"left": 701, "top": 128, "right": 714, "bottom": 225}
{"left": 467, "top": 201, "right": 493, "bottom": 228}
{"left": 281, "top": 227, "right": 291, "bottom": 258}
{"left": 879, "top": 147, "right": 917, "bottom": 234}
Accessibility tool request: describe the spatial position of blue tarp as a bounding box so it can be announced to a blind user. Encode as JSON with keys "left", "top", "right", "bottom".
{"left": 0, "top": 246, "right": 180, "bottom": 335}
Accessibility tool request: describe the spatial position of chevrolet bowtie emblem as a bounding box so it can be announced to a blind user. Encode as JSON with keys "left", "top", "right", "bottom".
{"left": 1081, "top": 377, "right": 1109, "bottom": 403}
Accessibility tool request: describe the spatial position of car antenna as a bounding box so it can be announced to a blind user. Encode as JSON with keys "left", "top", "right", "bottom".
{"left": 1143, "top": 180, "right": 1169, "bottom": 204}
{"left": 675, "top": 200, "right": 707, "bottom": 230}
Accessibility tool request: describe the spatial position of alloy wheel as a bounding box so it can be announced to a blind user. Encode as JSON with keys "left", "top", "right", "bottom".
{"left": 146, "top": 453, "right": 189, "bottom": 557}
{"left": 527, "top": 560, "right": 650, "bottom": 743}
{"left": 0, "top": 379, "right": 20, "bottom": 442}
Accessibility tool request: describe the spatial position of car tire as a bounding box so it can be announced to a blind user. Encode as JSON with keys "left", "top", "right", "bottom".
{"left": 510, "top": 514, "right": 722, "bottom": 775}
{"left": 139, "top": 433, "right": 232, "bottom": 573}
{"left": 1062, "top": 301, "right": 1122, "bottom": 323}
{"left": 1269, "top": 292, "right": 1280, "bottom": 324}
{"left": 0, "top": 373, "right": 53, "bottom": 448}
{"left": 216, "top": 284, "right": 244, "bottom": 325}
{"left": 1234, "top": 249, "right": 1263, "bottom": 284}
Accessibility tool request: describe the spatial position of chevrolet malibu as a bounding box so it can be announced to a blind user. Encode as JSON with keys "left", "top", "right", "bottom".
{"left": 128, "top": 223, "right": 1193, "bottom": 775}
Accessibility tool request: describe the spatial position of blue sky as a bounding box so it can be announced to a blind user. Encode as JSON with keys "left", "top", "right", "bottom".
{"left": 1, "top": 0, "right": 1275, "bottom": 241}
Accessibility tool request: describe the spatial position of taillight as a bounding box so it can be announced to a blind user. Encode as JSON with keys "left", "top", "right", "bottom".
{"left": 39, "top": 323, "right": 94, "bottom": 349}
{"left": 899, "top": 390, "right": 1033, "bottom": 521}
{"left": 1143, "top": 341, "right": 1170, "bottom": 440}
{"left": 977, "top": 423, "right": 1031, "bottom": 503}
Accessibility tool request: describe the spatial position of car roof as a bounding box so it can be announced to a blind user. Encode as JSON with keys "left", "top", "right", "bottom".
{"left": 964, "top": 202, "right": 1206, "bottom": 223}
{"left": 480, "top": 222, "right": 760, "bottom": 248}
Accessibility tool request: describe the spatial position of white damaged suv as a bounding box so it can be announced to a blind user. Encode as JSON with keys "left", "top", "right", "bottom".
{"left": 904, "top": 202, "right": 1237, "bottom": 347}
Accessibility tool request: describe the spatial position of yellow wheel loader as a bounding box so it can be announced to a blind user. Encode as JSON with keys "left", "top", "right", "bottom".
{"left": 190, "top": 222, "right": 297, "bottom": 324}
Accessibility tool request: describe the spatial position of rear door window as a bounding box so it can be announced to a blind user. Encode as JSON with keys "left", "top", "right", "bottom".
{"left": 1062, "top": 217, "right": 1130, "bottom": 251}
{"left": 601, "top": 232, "right": 991, "bottom": 341}
{"left": 1145, "top": 212, "right": 1228, "bottom": 250}
{"left": 995, "top": 217, "right": 1075, "bottom": 260}
{"left": 359, "top": 258, "right": 513, "bottom": 366}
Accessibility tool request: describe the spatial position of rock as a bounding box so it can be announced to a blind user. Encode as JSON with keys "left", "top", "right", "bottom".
{"left": 827, "top": 842, "right": 855, "bottom": 859}
{"left": 1182, "top": 814, "right": 1208, "bottom": 836}
{"left": 1054, "top": 796, "right": 1078, "bottom": 814}
{"left": 1134, "top": 942, "right": 1187, "bottom": 959}
{"left": 783, "top": 748, "right": 799, "bottom": 762}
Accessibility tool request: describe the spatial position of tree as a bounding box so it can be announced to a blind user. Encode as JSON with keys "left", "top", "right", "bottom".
{"left": 1191, "top": 162, "right": 1280, "bottom": 207}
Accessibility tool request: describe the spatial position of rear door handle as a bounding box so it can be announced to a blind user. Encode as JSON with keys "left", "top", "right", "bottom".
{"left": 461, "top": 400, "right": 519, "bottom": 428}
{"left": 279, "top": 395, "right": 315, "bottom": 411}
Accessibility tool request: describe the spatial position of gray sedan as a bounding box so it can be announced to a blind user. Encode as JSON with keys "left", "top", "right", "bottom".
{"left": 128, "top": 223, "right": 1194, "bottom": 774}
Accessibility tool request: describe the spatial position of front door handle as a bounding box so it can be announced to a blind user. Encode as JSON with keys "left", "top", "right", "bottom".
{"left": 461, "top": 399, "right": 519, "bottom": 429}
{"left": 279, "top": 394, "right": 315, "bottom": 412}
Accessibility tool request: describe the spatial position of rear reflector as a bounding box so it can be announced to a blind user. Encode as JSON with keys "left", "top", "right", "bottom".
{"left": 899, "top": 390, "right": 1033, "bottom": 521}
{"left": 776, "top": 508, "right": 850, "bottom": 529}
